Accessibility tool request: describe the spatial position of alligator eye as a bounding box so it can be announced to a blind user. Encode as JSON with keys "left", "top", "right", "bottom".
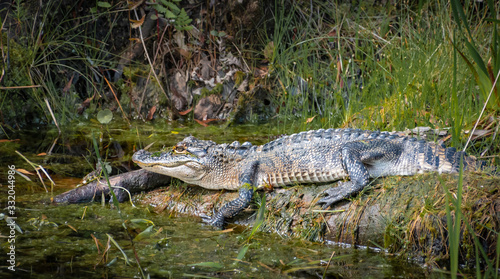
{"left": 173, "top": 145, "right": 188, "bottom": 154}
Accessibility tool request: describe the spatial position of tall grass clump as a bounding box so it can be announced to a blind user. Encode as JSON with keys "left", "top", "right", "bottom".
{"left": 450, "top": 0, "right": 500, "bottom": 156}
{"left": 446, "top": 1, "right": 500, "bottom": 277}
{"left": 265, "top": 0, "right": 498, "bottom": 153}
{"left": 1, "top": 0, "right": 122, "bottom": 130}
{"left": 445, "top": 161, "right": 500, "bottom": 279}
{"left": 451, "top": 0, "right": 500, "bottom": 113}
{"left": 262, "top": 0, "right": 364, "bottom": 131}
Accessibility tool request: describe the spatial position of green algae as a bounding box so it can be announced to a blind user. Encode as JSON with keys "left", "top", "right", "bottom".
{"left": 0, "top": 198, "right": 435, "bottom": 278}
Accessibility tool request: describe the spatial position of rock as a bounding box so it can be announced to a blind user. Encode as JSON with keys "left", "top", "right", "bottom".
{"left": 129, "top": 76, "right": 167, "bottom": 120}
{"left": 194, "top": 94, "right": 223, "bottom": 121}
{"left": 169, "top": 71, "right": 192, "bottom": 112}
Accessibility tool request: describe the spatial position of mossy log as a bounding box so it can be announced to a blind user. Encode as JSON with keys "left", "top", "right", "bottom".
{"left": 54, "top": 170, "right": 499, "bottom": 264}
{"left": 53, "top": 169, "right": 168, "bottom": 203}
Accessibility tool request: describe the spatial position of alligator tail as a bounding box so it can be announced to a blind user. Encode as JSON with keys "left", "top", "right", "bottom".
{"left": 445, "top": 146, "right": 496, "bottom": 174}
{"left": 414, "top": 141, "right": 494, "bottom": 174}
{"left": 444, "top": 147, "right": 470, "bottom": 172}
{"left": 474, "top": 159, "right": 498, "bottom": 175}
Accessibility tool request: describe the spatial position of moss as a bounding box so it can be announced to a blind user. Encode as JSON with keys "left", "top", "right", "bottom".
{"left": 0, "top": 35, "right": 33, "bottom": 87}
{"left": 122, "top": 65, "right": 151, "bottom": 83}
{"left": 370, "top": 173, "right": 499, "bottom": 264}
{"left": 234, "top": 71, "right": 246, "bottom": 86}
{"left": 201, "top": 83, "right": 224, "bottom": 97}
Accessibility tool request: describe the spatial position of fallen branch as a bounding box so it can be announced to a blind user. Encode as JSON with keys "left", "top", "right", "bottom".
{"left": 53, "top": 169, "right": 168, "bottom": 204}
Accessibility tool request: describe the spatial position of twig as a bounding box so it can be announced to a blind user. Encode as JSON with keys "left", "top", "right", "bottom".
{"left": 231, "top": 42, "right": 250, "bottom": 72}
{"left": 44, "top": 98, "right": 61, "bottom": 135}
{"left": 346, "top": 18, "right": 391, "bottom": 45}
{"left": 481, "top": 118, "right": 500, "bottom": 157}
{"left": 0, "top": 85, "right": 41, "bottom": 90}
{"left": 15, "top": 150, "right": 55, "bottom": 193}
{"left": 46, "top": 136, "right": 59, "bottom": 155}
{"left": 103, "top": 76, "right": 131, "bottom": 125}
{"left": 322, "top": 250, "right": 336, "bottom": 278}
{"left": 464, "top": 69, "right": 500, "bottom": 151}
{"left": 138, "top": 20, "right": 171, "bottom": 115}
{"left": 133, "top": 10, "right": 169, "bottom": 101}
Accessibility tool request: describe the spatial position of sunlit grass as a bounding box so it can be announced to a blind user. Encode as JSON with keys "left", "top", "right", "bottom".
{"left": 265, "top": 1, "right": 497, "bottom": 150}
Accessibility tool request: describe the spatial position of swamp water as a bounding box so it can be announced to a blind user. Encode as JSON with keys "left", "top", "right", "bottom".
{"left": 0, "top": 122, "right": 449, "bottom": 278}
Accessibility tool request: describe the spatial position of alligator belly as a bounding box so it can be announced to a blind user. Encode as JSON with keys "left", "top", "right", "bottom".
{"left": 258, "top": 169, "right": 347, "bottom": 188}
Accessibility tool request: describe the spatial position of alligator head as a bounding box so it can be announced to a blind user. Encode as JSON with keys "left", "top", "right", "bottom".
{"left": 132, "top": 136, "right": 216, "bottom": 185}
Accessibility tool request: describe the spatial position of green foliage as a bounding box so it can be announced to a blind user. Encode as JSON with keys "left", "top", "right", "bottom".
{"left": 234, "top": 71, "right": 246, "bottom": 86}
{"left": 175, "top": 8, "right": 193, "bottom": 31}
{"left": 249, "top": 192, "right": 267, "bottom": 239}
{"left": 151, "top": 0, "right": 193, "bottom": 31}
{"left": 236, "top": 244, "right": 250, "bottom": 261}
{"left": 97, "top": 1, "right": 111, "bottom": 8}
{"left": 210, "top": 30, "right": 227, "bottom": 37}
{"left": 450, "top": 0, "right": 500, "bottom": 112}
{"left": 91, "top": 1, "right": 112, "bottom": 13}
{"left": 97, "top": 109, "right": 113, "bottom": 124}
{"left": 445, "top": 162, "right": 500, "bottom": 278}
{"left": 445, "top": 161, "right": 464, "bottom": 279}
{"left": 200, "top": 83, "right": 223, "bottom": 97}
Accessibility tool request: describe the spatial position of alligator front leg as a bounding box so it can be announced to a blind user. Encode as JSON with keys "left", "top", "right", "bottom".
{"left": 318, "top": 141, "right": 371, "bottom": 208}
{"left": 202, "top": 184, "right": 254, "bottom": 228}
{"left": 202, "top": 162, "right": 259, "bottom": 228}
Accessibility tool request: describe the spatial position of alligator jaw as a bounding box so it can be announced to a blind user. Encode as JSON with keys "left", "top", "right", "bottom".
{"left": 132, "top": 149, "right": 193, "bottom": 167}
{"left": 132, "top": 149, "right": 206, "bottom": 183}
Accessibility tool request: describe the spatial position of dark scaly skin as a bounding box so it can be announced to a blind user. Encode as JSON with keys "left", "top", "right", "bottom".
{"left": 202, "top": 184, "right": 255, "bottom": 227}
{"left": 132, "top": 128, "right": 479, "bottom": 228}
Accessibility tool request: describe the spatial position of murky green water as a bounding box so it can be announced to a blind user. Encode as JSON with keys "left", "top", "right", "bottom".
{"left": 0, "top": 122, "right": 446, "bottom": 278}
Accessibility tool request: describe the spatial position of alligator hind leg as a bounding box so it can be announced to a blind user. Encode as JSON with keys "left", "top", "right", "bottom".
{"left": 317, "top": 141, "right": 372, "bottom": 209}
{"left": 202, "top": 184, "right": 254, "bottom": 228}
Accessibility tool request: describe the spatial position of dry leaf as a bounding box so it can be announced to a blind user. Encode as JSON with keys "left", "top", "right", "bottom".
{"left": 130, "top": 15, "right": 145, "bottom": 29}
{"left": 441, "top": 134, "right": 452, "bottom": 143}
{"left": 77, "top": 95, "right": 94, "bottom": 114}
{"left": 254, "top": 67, "right": 269, "bottom": 78}
{"left": 0, "top": 139, "right": 20, "bottom": 143}
{"left": 17, "top": 169, "right": 36, "bottom": 175}
{"left": 63, "top": 74, "right": 74, "bottom": 93}
{"left": 146, "top": 106, "right": 157, "bottom": 121}
{"left": 305, "top": 115, "right": 316, "bottom": 124}
{"left": 128, "top": 0, "right": 145, "bottom": 10}
{"left": 179, "top": 48, "right": 191, "bottom": 59}
{"left": 194, "top": 118, "right": 218, "bottom": 127}
{"left": 195, "top": 119, "right": 209, "bottom": 127}
{"left": 178, "top": 107, "right": 193, "bottom": 116}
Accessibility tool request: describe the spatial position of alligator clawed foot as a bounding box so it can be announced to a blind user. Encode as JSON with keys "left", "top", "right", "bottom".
{"left": 317, "top": 188, "right": 344, "bottom": 209}
{"left": 200, "top": 213, "right": 225, "bottom": 229}
{"left": 317, "top": 181, "right": 354, "bottom": 209}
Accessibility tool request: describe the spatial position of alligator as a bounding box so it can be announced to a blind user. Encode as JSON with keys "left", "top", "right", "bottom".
{"left": 132, "top": 128, "right": 481, "bottom": 228}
